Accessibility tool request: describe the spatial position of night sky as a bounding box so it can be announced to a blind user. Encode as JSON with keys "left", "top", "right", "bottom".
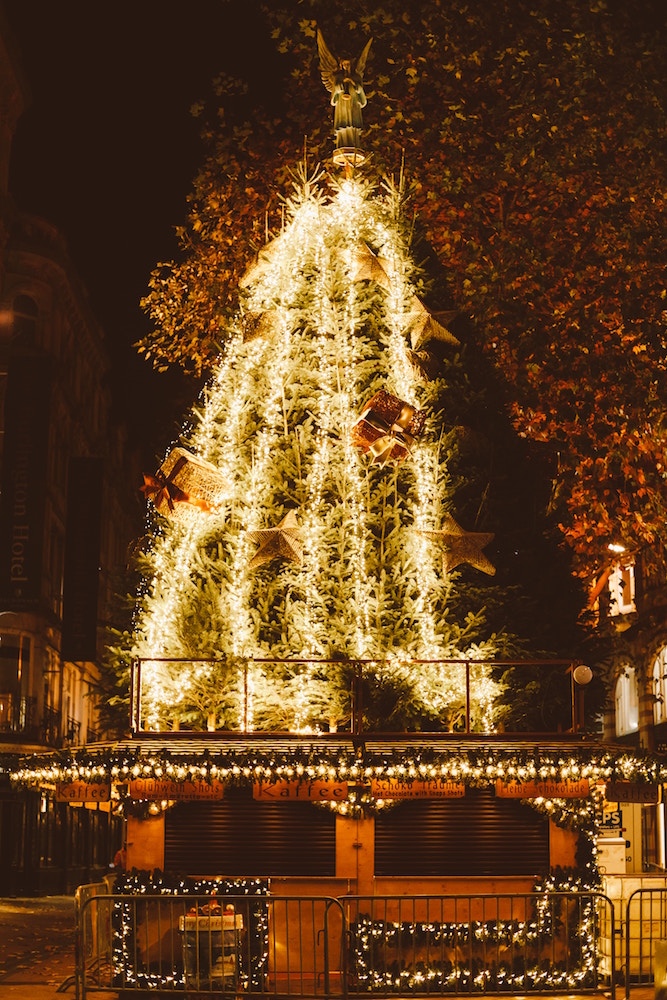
{"left": 3, "top": 0, "right": 274, "bottom": 457}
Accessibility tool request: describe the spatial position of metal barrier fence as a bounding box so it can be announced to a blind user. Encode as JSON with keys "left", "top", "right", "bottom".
{"left": 343, "top": 893, "right": 614, "bottom": 998}
{"left": 75, "top": 887, "right": 615, "bottom": 1000}
{"left": 75, "top": 877, "right": 115, "bottom": 996}
{"left": 624, "top": 887, "right": 667, "bottom": 997}
{"left": 75, "top": 891, "right": 346, "bottom": 999}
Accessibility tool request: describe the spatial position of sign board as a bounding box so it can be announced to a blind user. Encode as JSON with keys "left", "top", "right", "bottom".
{"left": 0, "top": 357, "right": 51, "bottom": 608}
{"left": 495, "top": 778, "right": 590, "bottom": 799}
{"left": 370, "top": 778, "right": 465, "bottom": 799}
{"left": 253, "top": 781, "right": 348, "bottom": 801}
{"left": 128, "top": 778, "right": 225, "bottom": 801}
{"left": 179, "top": 912, "right": 243, "bottom": 932}
{"left": 605, "top": 781, "right": 659, "bottom": 804}
{"left": 600, "top": 808, "right": 623, "bottom": 831}
{"left": 56, "top": 781, "right": 110, "bottom": 803}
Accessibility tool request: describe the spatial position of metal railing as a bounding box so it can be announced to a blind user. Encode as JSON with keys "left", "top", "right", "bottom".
{"left": 75, "top": 887, "right": 614, "bottom": 1000}
{"left": 624, "top": 887, "right": 667, "bottom": 996}
{"left": 0, "top": 693, "right": 37, "bottom": 733}
{"left": 344, "top": 892, "right": 613, "bottom": 997}
{"left": 66, "top": 714, "right": 82, "bottom": 744}
{"left": 130, "top": 656, "right": 575, "bottom": 735}
{"left": 41, "top": 704, "right": 62, "bottom": 745}
{"left": 76, "top": 890, "right": 345, "bottom": 999}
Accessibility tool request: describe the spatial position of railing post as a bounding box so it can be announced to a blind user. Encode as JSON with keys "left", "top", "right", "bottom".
{"left": 244, "top": 660, "right": 248, "bottom": 732}
{"left": 609, "top": 893, "right": 616, "bottom": 1000}
{"left": 133, "top": 658, "right": 142, "bottom": 732}
{"left": 129, "top": 658, "right": 135, "bottom": 732}
{"left": 323, "top": 900, "right": 331, "bottom": 996}
{"left": 74, "top": 887, "right": 82, "bottom": 1000}
{"left": 465, "top": 661, "right": 470, "bottom": 733}
{"left": 353, "top": 662, "right": 363, "bottom": 735}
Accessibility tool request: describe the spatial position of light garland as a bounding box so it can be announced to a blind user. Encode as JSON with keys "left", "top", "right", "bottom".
{"left": 12, "top": 742, "right": 667, "bottom": 804}
{"left": 349, "top": 869, "right": 602, "bottom": 994}
{"left": 111, "top": 871, "right": 269, "bottom": 991}
{"left": 105, "top": 866, "right": 604, "bottom": 994}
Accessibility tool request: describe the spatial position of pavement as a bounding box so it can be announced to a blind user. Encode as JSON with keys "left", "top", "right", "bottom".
{"left": 0, "top": 895, "right": 660, "bottom": 1000}
{"left": 0, "top": 896, "right": 77, "bottom": 999}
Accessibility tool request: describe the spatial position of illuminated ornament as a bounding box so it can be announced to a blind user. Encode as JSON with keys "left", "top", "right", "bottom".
{"left": 141, "top": 447, "right": 230, "bottom": 521}
{"left": 317, "top": 29, "right": 373, "bottom": 167}
{"left": 349, "top": 243, "right": 393, "bottom": 291}
{"left": 408, "top": 297, "right": 460, "bottom": 351}
{"left": 350, "top": 389, "right": 426, "bottom": 467}
{"left": 242, "top": 309, "right": 281, "bottom": 344}
{"left": 418, "top": 514, "right": 496, "bottom": 576}
{"left": 247, "top": 510, "right": 304, "bottom": 569}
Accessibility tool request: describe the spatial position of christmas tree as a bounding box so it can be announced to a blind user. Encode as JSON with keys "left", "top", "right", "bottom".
{"left": 129, "top": 159, "right": 529, "bottom": 734}
{"left": 121, "top": 28, "right": 597, "bottom": 737}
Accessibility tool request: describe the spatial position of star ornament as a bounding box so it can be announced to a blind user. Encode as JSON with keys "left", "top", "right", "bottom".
{"left": 408, "top": 297, "right": 460, "bottom": 352}
{"left": 418, "top": 515, "right": 496, "bottom": 576}
{"left": 239, "top": 235, "right": 285, "bottom": 289}
{"left": 247, "top": 510, "right": 304, "bottom": 570}
{"left": 242, "top": 309, "right": 281, "bottom": 344}
{"left": 349, "top": 243, "right": 394, "bottom": 291}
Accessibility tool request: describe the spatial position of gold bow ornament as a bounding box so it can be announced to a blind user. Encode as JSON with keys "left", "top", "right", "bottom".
{"left": 350, "top": 389, "right": 426, "bottom": 467}
{"left": 141, "top": 447, "right": 230, "bottom": 520}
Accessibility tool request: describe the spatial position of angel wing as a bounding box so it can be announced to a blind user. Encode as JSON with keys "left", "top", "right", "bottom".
{"left": 317, "top": 29, "right": 340, "bottom": 94}
{"left": 317, "top": 29, "right": 373, "bottom": 92}
{"left": 355, "top": 37, "right": 373, "bottom": 78}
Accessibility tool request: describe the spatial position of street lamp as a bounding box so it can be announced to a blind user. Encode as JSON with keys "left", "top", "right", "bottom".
{"left": 570, "top": 663, "right": 593, "bottom": 732}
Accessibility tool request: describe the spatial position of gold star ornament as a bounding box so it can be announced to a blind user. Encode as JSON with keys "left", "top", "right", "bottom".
{"left": 408, "top": 297, "right": 460, "bottom": 352}
{"left": 247, "top": 510, "right": 304, "bottom": 570}
{"left": 349, "top": 243, "right": 394, "bottom": 291}
{"left": 242, "top": 309, "right": 282, "bottom": 344}
{"left": 239, "top": 235, "right": 285, "bottom": 289}
{"left": 418, "top": 514, "right": 496, "bottom": 576}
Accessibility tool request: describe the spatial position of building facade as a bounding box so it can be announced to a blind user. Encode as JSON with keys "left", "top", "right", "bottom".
{"left": 0, "top": 11, "right": 136, "bottom": 893}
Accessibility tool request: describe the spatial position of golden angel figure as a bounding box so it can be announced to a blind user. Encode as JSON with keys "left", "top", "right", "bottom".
{"left": 317, "top": 28, "right": 372, "bottom": 166}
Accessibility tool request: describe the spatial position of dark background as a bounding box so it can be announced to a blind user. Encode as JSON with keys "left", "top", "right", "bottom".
{"left": 3, "top": 0, "right": 275, "bottom": 458}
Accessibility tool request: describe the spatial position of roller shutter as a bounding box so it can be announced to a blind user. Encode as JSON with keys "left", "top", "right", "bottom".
{"left": 375, "top": 787, "right": 549, "bottom": 876}
{"left": 164, "top": 786, "right": 336, "bottom": 876}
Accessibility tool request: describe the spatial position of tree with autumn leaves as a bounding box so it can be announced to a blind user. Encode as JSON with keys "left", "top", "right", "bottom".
{"left": 139, "top": 0, "right": 666, "bottom": 594}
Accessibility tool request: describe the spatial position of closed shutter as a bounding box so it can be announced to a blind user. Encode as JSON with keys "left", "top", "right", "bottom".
{"left": 375, "top": 788, "right": 549, "bottom": 876}
{"left": 164, "top": 787, "right": 335, "bottom": 876}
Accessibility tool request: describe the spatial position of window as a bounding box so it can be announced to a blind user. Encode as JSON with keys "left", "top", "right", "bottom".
{"left": 609, "top": 560, "right": 636, "bottom": 616}
{"left": 0, "top": 632, "right": 32, "bottom": 732}
{"left": 653, "top": 646, "right": 667, "bottom": 726}
{"left": 615, "top": 666, "right": 639, "bottom": 736}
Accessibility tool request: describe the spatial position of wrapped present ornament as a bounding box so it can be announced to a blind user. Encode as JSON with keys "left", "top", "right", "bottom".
{"left": 141, "top": 447, "right": 230, "bottom": 520}
{"left": 350, "top": 389, "right": 426, "bottom": 467}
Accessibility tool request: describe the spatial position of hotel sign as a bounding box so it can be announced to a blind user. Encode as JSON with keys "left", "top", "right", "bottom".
{"left": 370, "top": 778, "right": 466, "bottom": 799}
{"left": 253, "top": 781, "right": 348, "bottom": 801}
{"left": 495, "top": 778, "right": 590, "bottom": 799}
{"left": 56, "top": 781, "right": 111, "bottom": 803}
{"left": 128, "top": 778, "right": 225, "bottom": 800}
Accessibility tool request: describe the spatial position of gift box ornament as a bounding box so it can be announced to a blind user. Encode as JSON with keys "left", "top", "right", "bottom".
{"left": 141, "top": 447, "right": 230, "bottom": 520}
{"left": 350, "top": 389, "right": 426, "bottom": 467}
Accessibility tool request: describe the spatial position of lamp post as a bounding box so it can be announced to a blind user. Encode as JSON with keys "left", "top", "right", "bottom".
{"left": 569, "top": 663, "right": 593, "bottom": 732}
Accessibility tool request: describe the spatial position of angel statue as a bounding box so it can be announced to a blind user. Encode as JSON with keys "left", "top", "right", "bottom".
{"left": 317, "top": 28, "right": 373, "bottom": 167}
